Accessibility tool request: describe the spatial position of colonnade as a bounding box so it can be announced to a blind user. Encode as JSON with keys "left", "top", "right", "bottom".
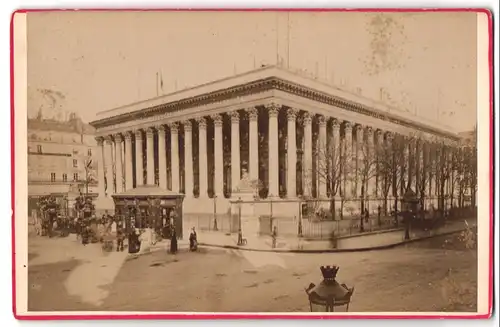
{"left": 95, "top": 103, "right": 450, "bottom": 203}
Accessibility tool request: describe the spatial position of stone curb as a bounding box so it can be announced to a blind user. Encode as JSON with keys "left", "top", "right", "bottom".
{"left": 197, "top": 228, "right": 468, "bottom": 254}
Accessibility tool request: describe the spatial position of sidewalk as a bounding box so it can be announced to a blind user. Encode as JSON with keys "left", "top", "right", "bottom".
{"left": 196, "top": 218, "right": 477, "bottom": 253}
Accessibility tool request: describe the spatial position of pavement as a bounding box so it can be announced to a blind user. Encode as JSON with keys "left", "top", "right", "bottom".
{"left": 27, "top": 217, "right": 475, "bottom": 308}
{"left": 28, "top": 231, "right": 478, "bottom": 312}
{"left": 196, "top": 217, "right": 477, "bottom": 253}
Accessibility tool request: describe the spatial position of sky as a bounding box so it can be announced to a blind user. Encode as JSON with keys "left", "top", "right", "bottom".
{"left": 26, "top": 11, "right": 477, "bottom": 132}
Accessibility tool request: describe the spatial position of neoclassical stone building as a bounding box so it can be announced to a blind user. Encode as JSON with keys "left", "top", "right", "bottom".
{"left": 90, "top": 66, "right": 459, "bottom": 216}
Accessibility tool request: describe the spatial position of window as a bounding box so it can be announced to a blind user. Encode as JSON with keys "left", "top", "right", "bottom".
{"left": 62, "top": 173, "right": 67, "bottom": 182}
{"left": 73, "top": 159, "right": 78, "bottom": 168}
{"left": 50, "top": 173, "right": 56, "bottom": 182}
{"left": 37, "top": 145, "right": 42, "bottom": 153}
{"left": 87, "top": 148, "right": 92, "bottom": 156}
{"left": 73, "top": 173, "right": 79, "bottom": 181}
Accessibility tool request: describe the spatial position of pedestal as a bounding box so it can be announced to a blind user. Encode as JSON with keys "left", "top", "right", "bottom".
{"left": 230, "top": 192, "right": 258, "bottom": 237}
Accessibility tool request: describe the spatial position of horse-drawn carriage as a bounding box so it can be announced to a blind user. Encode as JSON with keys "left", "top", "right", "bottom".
{"left": 73, "top": 195, "right": 101, "bottom": 244}
{"left": 37, "top": 196, "right": 60, "bottom": 237}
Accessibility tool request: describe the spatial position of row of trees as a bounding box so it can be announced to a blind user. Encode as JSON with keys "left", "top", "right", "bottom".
{"left": 104, "top": 123, "right": 476, "bottom": 218}
{"left": 314, "top": 128, "right": 477, "bottom": 218}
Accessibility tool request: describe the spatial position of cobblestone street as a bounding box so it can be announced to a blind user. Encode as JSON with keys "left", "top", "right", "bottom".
{"left": 28, "top": 233, "right": 477, "bottom": 313}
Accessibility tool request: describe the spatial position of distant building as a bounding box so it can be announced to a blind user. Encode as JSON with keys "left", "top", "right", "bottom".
{"left": 458, "top": 129, "right": 476, "bottom": 147}
{"left": 27, "top": 113, "right": 100, "bottom": 215}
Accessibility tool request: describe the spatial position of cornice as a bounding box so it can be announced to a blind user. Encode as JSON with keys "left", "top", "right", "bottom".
{"left": 89, "top": 77, "right": 459, "bottom": 140}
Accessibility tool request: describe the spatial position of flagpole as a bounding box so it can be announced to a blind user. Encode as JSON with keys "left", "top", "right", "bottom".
{"left": 275, "top": 12, "right": 279, "bottom": 66}
{"left": 287, "top": 12, "right": 290, "bottom": 69}
{"left": 156, "top": 72, "right": 159, "bottom": 97}
{"left": 160, "top": 71, "right": 163, "bottom": 95}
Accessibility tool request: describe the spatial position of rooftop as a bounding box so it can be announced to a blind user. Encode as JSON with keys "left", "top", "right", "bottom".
{"left": 28, "top": 115, "right": 95, "bottom": 135}
{"left": 91, "top": 65, "right": 458, "bottom": 140}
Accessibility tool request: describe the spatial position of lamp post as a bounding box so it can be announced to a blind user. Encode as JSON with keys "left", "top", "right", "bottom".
{"left": 305, "top": 266, "right": 355, "bottom": 312}
{"left": 213, "top": 195, "right": 218, "bottom": 231}
{"left": 298, "top": 200, "right": 303, "bottom": 237}
{"left": 237, "top": 197, "right": 244, "bottom": 245}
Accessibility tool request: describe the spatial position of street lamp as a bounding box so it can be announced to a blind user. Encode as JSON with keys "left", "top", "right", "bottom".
{"left": 305, "top": 266, "right": 354, "bottom": 312}
{"left": 237, "top": 197, "right": 244, "bottom": 245}
{"left": 213, "top": 195, "right": 218, "bottom": 231}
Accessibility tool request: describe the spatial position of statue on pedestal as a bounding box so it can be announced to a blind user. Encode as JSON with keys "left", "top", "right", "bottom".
{"left": 231, "top": 168, "right": 259, "bottom": 239}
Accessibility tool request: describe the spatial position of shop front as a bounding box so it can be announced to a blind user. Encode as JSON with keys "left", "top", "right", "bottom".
{"left": 112, "top": 185, "right": 184, "bottom": 240}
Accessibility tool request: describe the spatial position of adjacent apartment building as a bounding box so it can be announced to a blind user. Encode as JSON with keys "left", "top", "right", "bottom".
{"left": 27, "top": 113, "right": 100, "bottom": 214}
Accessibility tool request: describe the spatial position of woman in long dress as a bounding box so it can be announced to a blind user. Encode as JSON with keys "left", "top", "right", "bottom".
{"left": 170, "top": 226, "right": 178, "bottom": 254}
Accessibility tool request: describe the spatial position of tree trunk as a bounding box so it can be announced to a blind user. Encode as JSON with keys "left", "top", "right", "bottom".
{"left": 439, "top": 184, "right": 446, "bottom": 218}
{"left": 330, "top": 197, "right": 336, "bottom": 220}
{"left": 393, "top": 196, "right": 399, "bottom": 227}
{"left": 383, "top": 195, "right": 388, "bottom": 215}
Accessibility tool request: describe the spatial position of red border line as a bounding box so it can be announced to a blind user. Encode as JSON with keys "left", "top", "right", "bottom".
{"left": 10, "top": 8, "right": 494, "bottom": 320}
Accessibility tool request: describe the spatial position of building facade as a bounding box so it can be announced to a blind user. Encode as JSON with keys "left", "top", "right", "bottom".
{"left": 28, "top": 115, "right": 100, "bottom": 214}
{"left": 90, "top": 66, "right": 460, "bottom": 216}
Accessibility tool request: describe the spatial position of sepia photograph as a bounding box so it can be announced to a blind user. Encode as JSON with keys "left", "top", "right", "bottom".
{"left": 12, "top": 9, "right": 492, "bottom": 318}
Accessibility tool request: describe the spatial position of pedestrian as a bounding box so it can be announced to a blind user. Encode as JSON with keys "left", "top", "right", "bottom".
{"left": 170, "top": 225, "right": 178, "bottom": 254}
{"left": 189, "top": 227, "right": 197, "bottom": 251}
{"left": 116, "top": 223, "right": 125, "bottom": 252}
{"left": 271, "top": 226, "right": 277, "bottom": 249}
{"left": 128, "top": 228, "right": 141, "bottom": 254}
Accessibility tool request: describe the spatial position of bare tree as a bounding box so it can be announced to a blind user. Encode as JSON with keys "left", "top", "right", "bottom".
{"left": 354, "top": 139, "right": 378, "bottom": 231}
{"left": 377, "top": 134, "right": 393, "bottom": 215}
{"left": 377, "top": 133, "right": 410, "bottom": 225}
{"left": 465, "top": 127, "right": 478, "bottom": 208}
{"left": 466, "top": 145, "right": 478, "bottom": 208}
{"left": 432, "top": 140, "right": 453, "bottom": 217}
{"left": 316, "top": 137, "right": 346, "bottom": 220}
{"left": 417, "top": 140, "right": 430, "bottom": 211}
{"left": 453, "top": 146, "right": 468, "bottom": 208}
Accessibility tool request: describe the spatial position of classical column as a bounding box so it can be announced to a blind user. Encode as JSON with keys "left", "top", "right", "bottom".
{"left": 408, "top": 138, "right": 416, "bottom": 191}
{"left": 170, "top": 122, "right": 180, "bottom": 193}
{"left": 385, "top": 132, "right": 394, "bottom": 197}
{"left": 104, "top": 136, "right": 115, "bottom": 196}
{"left": 95, "top": 137, "right": 106, "bottom": 197}
{"left": 135, "top": 130, "right": 144, "bottom": 186}
{"left": 124, "top": 132, "right": 134, "bottom": 191}
{"left": 426, "top": 142, "right": 433, "bottom": 199}
{"left": 114, "top": 134, "right": 124, "bottom": 193}
{"left": 146, "top": 127, "right": 155, "bottom": 185}
{"left": 343, "top": 122, "right": 353, "bottom": 198}
{"left": 365, "top": 127, "right": 375, "bottom": 198}
{"left": 355, "top": 124, "right": 364, "bottom": 198}
{"left": 403, "top": 137, "right": 410, "bottom": 194}
{"left": 303, "top": 112, "right": 313, "bottom": 197}
{"left": 157, "top": 125, "right": 167, "bottom": 189}
{"left": 415, "top": 139, "right": 422, "bottom": 194}
{"left": 267, "top": 103, "right": 280, "bottom": 198}
{"left": 230, "top": 111, "right": 241, "bottom": 193}
{"left": 286, "top": 108, "right": 297, "bottom": 198}
{"left": 212, "top": 114, "right": 224, "bottom": 197}
{"left": 197, "top": 117, "right": 208, "bottom": 198}
{"left": 375, "top": 129, "right": 384, "bottom": 199}
{"left": 331, "top": 119, "right": 341, "bottom": 198}
{"left": 247, "top": 108, "right": 259, "bottom": 182}
{"left": 317, "top": 115, "right": 327, "bottom": 198}
{"left": 184, "top": 120, "right": 194, "bottom": 197}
